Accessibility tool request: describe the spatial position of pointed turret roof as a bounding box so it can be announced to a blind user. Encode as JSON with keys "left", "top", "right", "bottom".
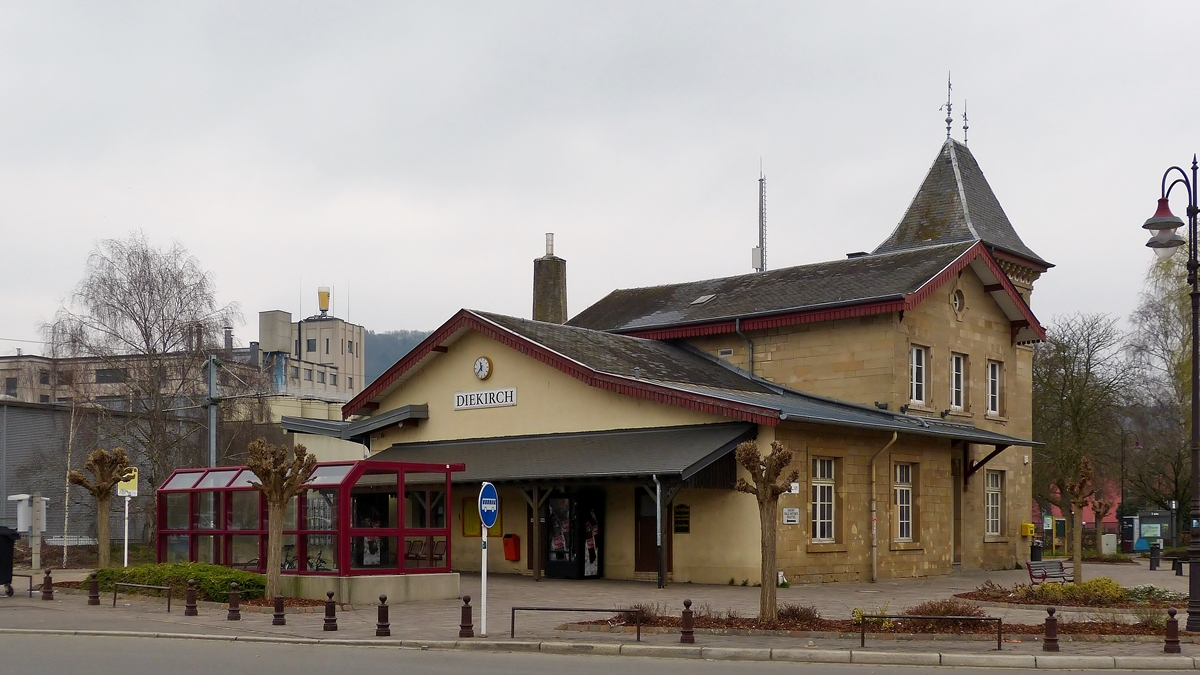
{"left": 873, "top": 139, "right": 1050, "bottom": 269}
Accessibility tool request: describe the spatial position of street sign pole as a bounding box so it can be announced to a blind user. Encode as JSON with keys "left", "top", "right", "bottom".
{"left": 117, "top": 468, "right": 138, "bottom": 569}
{"left": 123, "top": 496, "right": 130, "bottom": 568}
{"left": 477, "top": 482, "right": 499, "bottom": 639}
{"left": 481, "top": 524, "right": 488, "bottom": 637}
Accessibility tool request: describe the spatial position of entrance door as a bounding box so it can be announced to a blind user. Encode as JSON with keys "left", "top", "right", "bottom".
{"left": 634, "top": 490, "right": 671, "bottom": 573}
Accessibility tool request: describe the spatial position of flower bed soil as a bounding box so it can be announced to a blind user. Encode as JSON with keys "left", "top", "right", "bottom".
{"left": 954, "top": 590, "right": 1178, "bottom": 609}
{"left": 582, "top": 615, "right": 1194, "bottom": 636}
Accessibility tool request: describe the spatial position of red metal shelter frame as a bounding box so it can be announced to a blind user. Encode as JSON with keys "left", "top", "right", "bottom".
{"left": 156, "top": 460, "right": 464, "bottom": 575}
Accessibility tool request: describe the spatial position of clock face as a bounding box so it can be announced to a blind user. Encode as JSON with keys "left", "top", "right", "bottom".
{"left": 473, "top": 356, "right": 492, "bottom": 380}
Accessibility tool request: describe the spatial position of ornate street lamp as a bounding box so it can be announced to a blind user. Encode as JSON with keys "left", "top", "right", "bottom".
{"left": 1143, "top": 157, "right": 1200, "bottom": 630}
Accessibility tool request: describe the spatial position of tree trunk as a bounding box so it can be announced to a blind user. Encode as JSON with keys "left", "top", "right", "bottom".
{"left": 1072, "top": 507, "right": 1084, "bottom": 583}
{"left": 757, "top": 497, "right": 778, "bottom": 621}
{"left": 265, "top": 501, "right": 285, "bottom": 599}
{"left": 96, "top": 497, "right": 111, "bottom": 569}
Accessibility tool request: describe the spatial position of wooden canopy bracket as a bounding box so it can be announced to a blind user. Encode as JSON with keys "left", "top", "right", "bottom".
{"left": 964, "top": 444, "right": 1009, "bottom": 491}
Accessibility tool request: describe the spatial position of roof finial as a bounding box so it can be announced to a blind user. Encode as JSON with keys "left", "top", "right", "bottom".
{"left": 939, "top": 72, "right": 953, "bottom": 140}
{"left": 962, "top": 99, "right": 968, "bottom": 144}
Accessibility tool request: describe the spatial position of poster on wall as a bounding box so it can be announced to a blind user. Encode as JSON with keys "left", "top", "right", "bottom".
{"left": 583, "top": 509, "right": 601, "bottom": 577}
{"left": 549, "top": 498, "right": 572, "bottom": 562}
{"left": 1141, "top": 523, "right": 1162, "bottom": 539}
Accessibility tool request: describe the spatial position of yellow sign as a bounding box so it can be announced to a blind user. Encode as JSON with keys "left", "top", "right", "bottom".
{"left": 117, "top": 467, "right": 139, "bottom": 498}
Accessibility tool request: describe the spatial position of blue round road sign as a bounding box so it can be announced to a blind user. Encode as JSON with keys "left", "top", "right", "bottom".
{"left": 478, "top": 482, "right": 499, "bottom": 530}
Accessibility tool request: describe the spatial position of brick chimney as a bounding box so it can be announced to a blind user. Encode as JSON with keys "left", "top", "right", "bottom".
{"left": 533, "top": 233, "right": 567, "bottom": 324}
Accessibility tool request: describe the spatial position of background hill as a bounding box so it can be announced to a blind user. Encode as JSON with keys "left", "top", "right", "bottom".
{"left": 364, "top": 329, "right": 431, "bottom": 384}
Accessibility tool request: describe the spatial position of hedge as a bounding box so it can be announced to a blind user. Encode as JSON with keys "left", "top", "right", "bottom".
{"left": 94, "top": 563, "right": 265, "bottom": 602}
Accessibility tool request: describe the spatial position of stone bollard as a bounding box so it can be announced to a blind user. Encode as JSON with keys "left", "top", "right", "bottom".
{"left": 459, "top": 595, "right": 474, "bottom": 638}
{"left": 273, "top": 594, "right": 286, "bottom": 626}
{"left": 323, "top": 591, "right": 338, "bottom": 631}
{"left": 87, "top": 573, "right": 100, "bottom": 606}
{"left": 1042, "top": 606, "right": 1059, "bottom": 652}
{"left": 1177, "top": 560, "right": 1185, "bottom": 577}
{"left": 1166, "top": 608, "right": 1182, "bottom": 654}
{"left": 680, "top": 599, "right": 695, "bottom": 644}
{"left": 376, "top": 594, "right": 390, "bottom": 637}
{"left": 41, "top": 569, "right": 53, "bottom": 601}
{"left": 184, "top": 580, "right": 198, "bottom": 617}
{"left": 227, "top": 582, "right": 241, "bottom": 621}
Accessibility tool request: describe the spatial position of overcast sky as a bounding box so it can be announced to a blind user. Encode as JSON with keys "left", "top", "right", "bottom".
{"left": 2, "top": 2, "right": 1194, "bottom": 354}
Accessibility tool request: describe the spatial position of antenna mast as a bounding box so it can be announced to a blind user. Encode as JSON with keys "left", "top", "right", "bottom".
{"left": 752, "top": 165, "right": 767, "bottom": 272}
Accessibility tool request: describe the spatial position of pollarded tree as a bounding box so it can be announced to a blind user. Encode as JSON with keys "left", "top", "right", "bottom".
{"left": 246, "top": 438, "right": 316, "bottom": 600}
{"left": 735, "top": 440, "right": 799, "bottom": 622}
{"left": 68, "top": 448, "right": 133, "bottom": 568}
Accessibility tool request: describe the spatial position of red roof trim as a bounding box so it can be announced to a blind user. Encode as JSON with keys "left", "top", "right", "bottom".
{"left": 622, "top": 243, "right": 1044, "bottom": 343}
{"left": 342, "top": 309, "right": 782, "bottom": 426}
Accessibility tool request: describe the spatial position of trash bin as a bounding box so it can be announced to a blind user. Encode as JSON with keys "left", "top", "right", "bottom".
{"left": 1150, "top": 542, "right": 1162, "bottom": 570}
{"left": 0, "top": 525, "right": 18, "bottom": 597}
{"left": 502, "top": 533, "right": 521, "bottom": 562}
{"left": 1030, "top": 540, "right": 1043, "bottom": 562}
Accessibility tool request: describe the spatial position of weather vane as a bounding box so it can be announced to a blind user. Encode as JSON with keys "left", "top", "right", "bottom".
{"left": 939, "top": 73, "right": 953, "bottom": 139}
{"left": 962, "top": 100, "right": 969, "bottom": 144}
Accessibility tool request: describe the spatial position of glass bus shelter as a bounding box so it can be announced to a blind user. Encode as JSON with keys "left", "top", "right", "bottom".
{"left": 157, "top": 460, "right": 464, "bottom": 575}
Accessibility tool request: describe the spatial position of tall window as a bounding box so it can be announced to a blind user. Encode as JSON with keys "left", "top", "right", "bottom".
{"left": 950, "top": 353, "right": 965, "bottom": 411}
{"left": 909, "top": 346, "right": 927, "bottom": 405}
{"left": 987, "top": 361, "right": 1002, "bottom": 415}
{"left": 811, "top": 458, "right": 835, "bottom": 542}
{"left": 985, "top": 470, "right": 1004, "bottom": 536}
{"left": 894, "top": 463, "right": 913, "bottom": 542}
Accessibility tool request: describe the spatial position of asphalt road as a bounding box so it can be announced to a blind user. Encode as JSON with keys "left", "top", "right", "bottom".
{"left": 0, "top": 635, "right": 1182, "bottom": 674}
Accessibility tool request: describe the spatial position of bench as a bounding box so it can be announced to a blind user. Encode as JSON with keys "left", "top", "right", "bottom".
{"left": 1026, "top": 560, "right": 1074, "bottom": 585}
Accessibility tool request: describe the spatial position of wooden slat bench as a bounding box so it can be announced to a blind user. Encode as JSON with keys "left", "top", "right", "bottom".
{"left": 1026, "top": 560, "right": 1074, "bottom": 585}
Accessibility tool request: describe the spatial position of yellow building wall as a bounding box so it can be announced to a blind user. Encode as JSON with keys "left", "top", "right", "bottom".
{"left": 370, "top": 330, "right": 724, "bottom": 448}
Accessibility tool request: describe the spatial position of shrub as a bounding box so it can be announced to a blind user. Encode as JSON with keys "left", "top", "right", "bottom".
{"left": 903, "top": 599, "right": 986, "bottom": 617}
{"left": 852, "top": 603, "right": 893, "bottom": 628}
{"left": 1135, "top": 606, "right": 1167, "bottom": 629}
{"left": 618, "top": 602, "right": 666, "bottom": 623}
{"left": 777, "top": 603, "right": 820, "bottom": 622}
{"left": 1128, "top": 584, "right": 1189, "bottom": 604}
{"left": 95, "top": 562, "right": 265, "bottom": 602}
{"left": 1072, "top": 577, "right": 1127, "bottom": 605}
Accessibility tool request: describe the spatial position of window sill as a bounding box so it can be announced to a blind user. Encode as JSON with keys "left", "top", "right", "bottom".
{"left": 984, "top": 537, "right": 1010, "bottom": 544}
{"left": 945, "top": 409, "right": 972, "bottom": 419}
{"left": 807, "top": 542, "right": 847, "bottom": 553}
{"left": 890, "top": 541, "right": 924, "bottom": 552}
{"left": 906, "top": 404, "right": 937, "bottom": 413}
{"left": 983, "top": 414, "right": 1008, "bottom": 423}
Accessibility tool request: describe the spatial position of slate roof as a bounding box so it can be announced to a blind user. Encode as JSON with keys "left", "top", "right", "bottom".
{"left": 474, "top": 312, "right": 773, "bottom": 393}
{"left": 873, "top": 139, "right": 1050, "bottom": 268}
{"left": 567, "top": 241, "right": 973, "bottom": 333}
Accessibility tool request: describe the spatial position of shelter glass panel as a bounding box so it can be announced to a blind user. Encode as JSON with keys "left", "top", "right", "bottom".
{"left": 306, "top": 489, "right": 338, "bottom": 530}
{"left": 165, "top": 493, "right": 189, "bottom": 530}
{"left": 230, "top": 491, "right": 260, "bottom": 530}
{"left": 165, "top": 535, "right": 189, "bottom": 563}
{"left": 196, "top": 492, "right": 220, "bottom": 530}
{"left": 306, "top": 534, "right": 337, "bottom": 572}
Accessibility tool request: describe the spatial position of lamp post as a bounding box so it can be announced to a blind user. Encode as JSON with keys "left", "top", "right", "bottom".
{"left": 1142, "top": 156, "right": 1199, "bottom": 630}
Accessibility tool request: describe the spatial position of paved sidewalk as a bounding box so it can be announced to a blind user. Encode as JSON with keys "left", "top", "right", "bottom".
{"left": 2, "top": 558, "right": 1196, "bottom": 665}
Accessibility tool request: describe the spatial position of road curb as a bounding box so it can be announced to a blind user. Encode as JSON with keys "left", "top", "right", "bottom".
{"left": 1, "top": 628, "right": 1197, "bottom": 669}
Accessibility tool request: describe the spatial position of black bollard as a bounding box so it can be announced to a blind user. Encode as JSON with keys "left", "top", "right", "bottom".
{"left": 184, "top": 579, "right": 198, "bottom": 617}
{"left": 376, "top": 594, "right": 390, "bottom": 637}
{"left": 273, "top": 594, "right": 286, "bottom": 626}
{"left": 323, "top": 591, "right": 337, "bottom": 631}
{"left": 41, "top": 569, "right": 53, "bottom": 601}
{"left": 87, "top": 573, "right": 100, "bottom": 606}
{"left": 1166, "top": 608, "right": 1182, "bottom": 654}
{"left": 1151, "top": 544, "right": 1161, "bottom": 571}
{"left": 1042, "top": 606, "right": 1059, "bottom": 652}
{"left": 680, "top": 599, "right": 695, "bottom": 644}
{"left": 227, "top": 582, "right": 241, "bottom": 621}
{"left": 459, "top": 595, "right": 474, "bottom": 638}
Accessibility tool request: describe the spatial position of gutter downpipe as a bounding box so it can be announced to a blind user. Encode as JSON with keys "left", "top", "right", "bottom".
{"left": 735, "top": 318, "right": 754, "bottom": 376}
{"left": 870, "top": 432, "right": 899, "bottom": 583}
